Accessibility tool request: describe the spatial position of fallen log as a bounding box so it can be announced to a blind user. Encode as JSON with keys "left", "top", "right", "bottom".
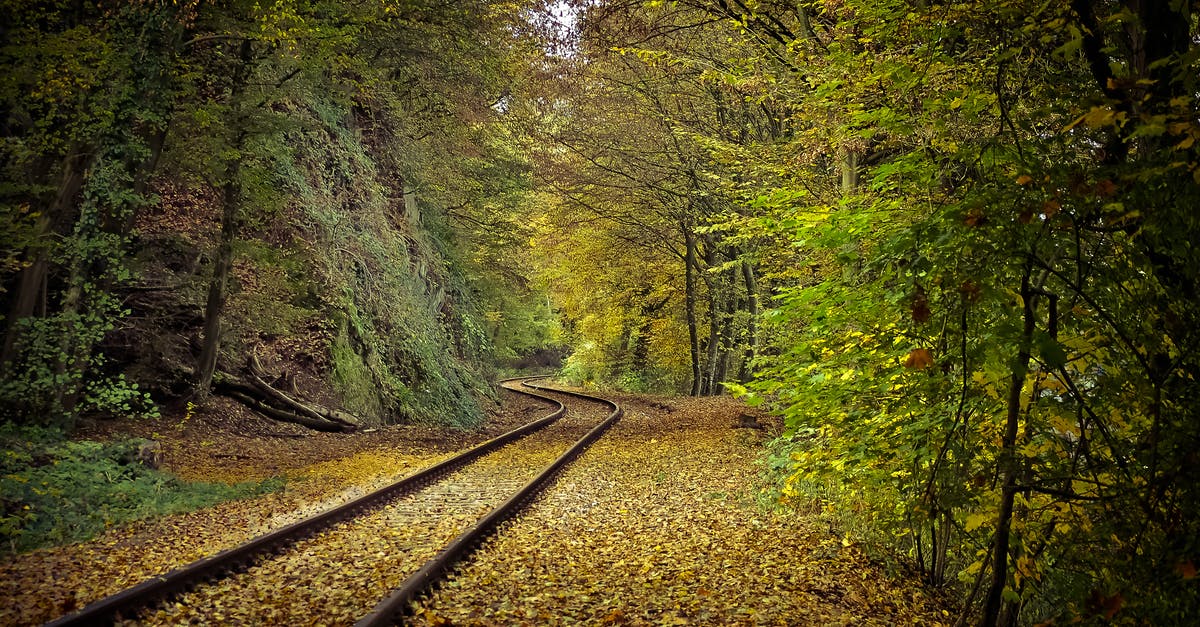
{"left": 246, "top": 355, "right": 357, "bottom": 430}
{"left": 208, "top": 354, "right": 361, "bottom": 433}
{"left": 218, "top": 385, "right": 354, "bottom": 433}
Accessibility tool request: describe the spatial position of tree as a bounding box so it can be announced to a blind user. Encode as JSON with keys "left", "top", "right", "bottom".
{"left": 2, "top": 0, "right": 556, "bottom": 429}
{"left": 529, "top": 1, "right": 777, "bottom": 393}
{"left": 541, "top": 0, "right": 1200, "bottom": 622}
{"left": 0, "top": 0, "right": 186, "bottom": 425}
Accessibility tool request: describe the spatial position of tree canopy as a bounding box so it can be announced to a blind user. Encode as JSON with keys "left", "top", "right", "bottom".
{"left": 529, "top": 0, "right": 1200, "bottom": 623}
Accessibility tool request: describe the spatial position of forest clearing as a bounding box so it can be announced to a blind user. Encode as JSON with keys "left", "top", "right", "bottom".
{"left": 3, "top": 0, "right": 1199, "bottom": 624}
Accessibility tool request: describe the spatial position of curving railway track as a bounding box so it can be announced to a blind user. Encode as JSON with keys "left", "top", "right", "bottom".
{"left": 44, "top": 377, "right": 621, "bottom": 626}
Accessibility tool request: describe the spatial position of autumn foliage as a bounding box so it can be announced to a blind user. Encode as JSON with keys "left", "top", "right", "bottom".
{"left": 539, "top": 0, "right": 1200, "bottom": 624}
{"left": 2, "top": 0, "right": 1200, "bottom": 624}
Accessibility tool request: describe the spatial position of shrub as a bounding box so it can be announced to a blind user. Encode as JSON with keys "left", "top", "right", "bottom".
{"left": 0, "top": 424, "right": 282, "bottom": 554}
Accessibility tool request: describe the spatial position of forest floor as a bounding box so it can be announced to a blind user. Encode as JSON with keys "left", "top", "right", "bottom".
{"left": 410, "top": 392, "right": 953, "bottom": 625}
{"left": 1, "top": 387, "right": 952, "bottom": 626}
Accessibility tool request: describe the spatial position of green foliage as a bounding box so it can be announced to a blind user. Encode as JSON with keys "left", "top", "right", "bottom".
{"left": 0, "top": 1, "right": 180, "bottom": 427}
{"left": 2, "top": 0, "right": 537, "bottom": 432}
{"left": 525, "top": 4, "right": 778, "bottom": 395}
{"left": 0, "top": 312, "right": 159, "bottom": 426}
{"left": 230, "top": 239, "right": 320, "bottom": 338}
{"left": 227, "top": 87, "right": 500, "bottom": 428}
{"left": 560, "top": 0, "right": 1200, "bottom": 623}
{"left": 706, "top": 0, "right": 1200, "bottom": 622}
{"left": 0, "top": 424, "right": 280, "bottom": 554}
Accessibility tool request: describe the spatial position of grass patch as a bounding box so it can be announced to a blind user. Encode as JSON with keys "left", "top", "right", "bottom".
{"left": 1, "top": 424, "right": 283, "bottom": 555}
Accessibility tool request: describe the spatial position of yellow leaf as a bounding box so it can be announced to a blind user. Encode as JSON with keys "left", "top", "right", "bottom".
{"left": 1066, "top": 106, "right": 1119, "bottom": 131}
{"left": 1084, "top": 106, "right": 1116, "bottom": 127}
{"left": 966, "top": 513, "right": 990, "bottom": 532}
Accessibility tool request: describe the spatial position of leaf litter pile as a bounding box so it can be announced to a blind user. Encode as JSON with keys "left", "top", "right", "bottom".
{"left": 412, "top": 393, "right": 952, "bottom": 625}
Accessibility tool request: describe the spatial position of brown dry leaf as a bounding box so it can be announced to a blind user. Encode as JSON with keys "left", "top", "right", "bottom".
{"left": 1, "top": 390, "right": 553, "bottom": 626}
{"left": 1086, "top": 589, "right": 1125, "bottom": 620}
{"left": 964, "top": 208, "right": 987, "bottom": 227}
{"left": 6, "top": 388, "right": 951, "bottom": 626}
{"left": 904, "top": 348, "right": 934, "bottom": 370}
{"left": 911, "top": 289, "right": 931, "bottom": 323}
{"left": 959, "top": 280, "right": 981, "bottom": 303}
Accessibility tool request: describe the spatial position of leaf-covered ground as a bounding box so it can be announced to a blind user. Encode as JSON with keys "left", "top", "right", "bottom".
{"left": 0, "top": 392, "right": 549, "bottom": 626}
{"left": 412, "top": 393, "right": 953, "bottom": 625}
{"left": 3, "top": 389, "right": 952, "bottom": 625}
{"left": 136, "top": 387, "right": 612, "bottom": 625}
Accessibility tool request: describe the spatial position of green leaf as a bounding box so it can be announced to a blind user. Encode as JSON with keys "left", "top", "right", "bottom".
{"left": 1035, "top": 333, "right": 1068, "bottom": 369}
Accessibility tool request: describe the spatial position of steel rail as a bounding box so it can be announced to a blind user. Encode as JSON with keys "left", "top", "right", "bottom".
{"left": 356, "top": 380, "right": 622, "bottom": 626}
{"left": 44, "top": 377, "right": 565, "bottom": 627}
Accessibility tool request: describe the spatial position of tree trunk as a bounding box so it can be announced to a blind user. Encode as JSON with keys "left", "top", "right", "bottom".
{"left": 739, "top": 260, "right": 758, "bottom": 383}
{"left": 631, "top": 295, "right": 667, "bottom": 377}
{"left": 703, "top": 317, "right": 720, "bottom": 395}
{"left": 194, "top": 155, "right": 241, "bottom": 393}
{"left": 840, "top": 147, "right": 860, "bottom": 193}
{"left": 1, "top": 248, "right": 50, "bottom": 367}
{"left": 210, "top": 355, "right": 358, "bottom": 432}
{"left": 51, "top": 258, "right": 88, "bottom": 418}
{"left": 712, "top": 293, "right": 735, "bottom": 395}
{"left": 1, "top": 152, "right": 90, "bottom": 369}
{"left": 219, "top": 387, "right": 354, "bottom": 432}
{"left": 702, "top": 237, "right": 720, "bottom": 395}
{"left": 195, "top": 39, "right": 254, "bottom": 395}
{"left": 684, "top": 225, "right": 702, "bottom": 396}
{"left": 982, "top": 270, "right": 1036, "bottom": 627}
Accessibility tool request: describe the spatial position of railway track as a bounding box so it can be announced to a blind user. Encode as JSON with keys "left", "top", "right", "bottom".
{"left": 45, "top": 377, "right": 621, "bottom": 626}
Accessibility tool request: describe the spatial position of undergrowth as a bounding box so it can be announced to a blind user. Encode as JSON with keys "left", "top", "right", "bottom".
{"left": 0, "top": 424, "right": 282, "bottom": 555}
{"left": 263, "top": 97, "right": 492, "bottom": 428}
